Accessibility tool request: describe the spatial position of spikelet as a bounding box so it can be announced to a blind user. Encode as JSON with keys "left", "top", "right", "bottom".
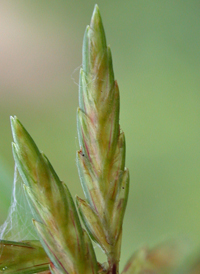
{"left": 76, "top": 5, "right": 129, "bottom": 273}
{"left": 11, "top": 116, "right": 98, "bottom": 274}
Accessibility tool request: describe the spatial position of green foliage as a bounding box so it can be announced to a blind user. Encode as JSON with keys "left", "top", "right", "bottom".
{"left": 0, "top": 4, "right": 200, "bottom": 274}
{"left": 0, "top": 240, "right": 50, "bottom": 273}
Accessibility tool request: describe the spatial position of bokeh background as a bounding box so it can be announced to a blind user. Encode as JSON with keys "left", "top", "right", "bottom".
{"left": 1, "top": 0, "right": 200, "bottom": 269}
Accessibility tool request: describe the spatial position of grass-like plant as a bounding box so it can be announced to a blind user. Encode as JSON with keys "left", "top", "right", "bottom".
{"left": 0, "top": 5, "right": 200, "bottom": 274}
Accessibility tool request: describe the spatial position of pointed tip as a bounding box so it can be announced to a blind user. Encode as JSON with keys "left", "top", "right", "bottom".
{"left": 10, "top": 115, "right": 16, "bottom": 131}
{"left": 76, "top": 195, "right": 84, "bottom": 204}
{"left": 92, "top": 4, "right": 100, "bottom": 18}
{"left": 32, "top": 218, "right": 41, "bottom": 228}
{"left": 10, "top": 115, "right": 14, "bottom": 122}
{"left": 90, "top": 4, "right": 102, "bottom": 29}
{"left": 82, "top": 4, "right": 107, "bottom": 76}
{"left": 10, "top": 115, "right": 18, "bottom": 125}
{"left": 10, "top": 116, "right": 24, "bottom": 142}
{"left": 94, "top": 3, "right": 99, "bottom": 10}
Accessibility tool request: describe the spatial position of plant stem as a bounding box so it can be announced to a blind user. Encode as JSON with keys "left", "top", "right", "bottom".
{"left": 108, "top": 259, "right": 118, "bottom": 274}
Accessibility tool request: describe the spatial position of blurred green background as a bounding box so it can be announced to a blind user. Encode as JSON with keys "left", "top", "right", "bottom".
{"left": 0, "top": 0, "right": 200, "bottom": 269}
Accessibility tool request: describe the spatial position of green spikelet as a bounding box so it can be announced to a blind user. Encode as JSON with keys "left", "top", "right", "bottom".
{"left": 10, "top": 116, "right": 98, "bottom": 274}
{"left": 76, "top": 5, "right": 129, "bottom": 273}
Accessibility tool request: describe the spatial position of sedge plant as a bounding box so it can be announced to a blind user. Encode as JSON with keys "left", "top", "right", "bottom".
{"left": 0, "top": 5, "right": 200, "bottom": 274}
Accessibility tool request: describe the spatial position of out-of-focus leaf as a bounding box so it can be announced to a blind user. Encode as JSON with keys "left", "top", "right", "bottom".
{"left": 172, "top": 248, "right": 200, "bottom": 274}
{"left": 121, "top": 241, "right": 190, "bottom": 274}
